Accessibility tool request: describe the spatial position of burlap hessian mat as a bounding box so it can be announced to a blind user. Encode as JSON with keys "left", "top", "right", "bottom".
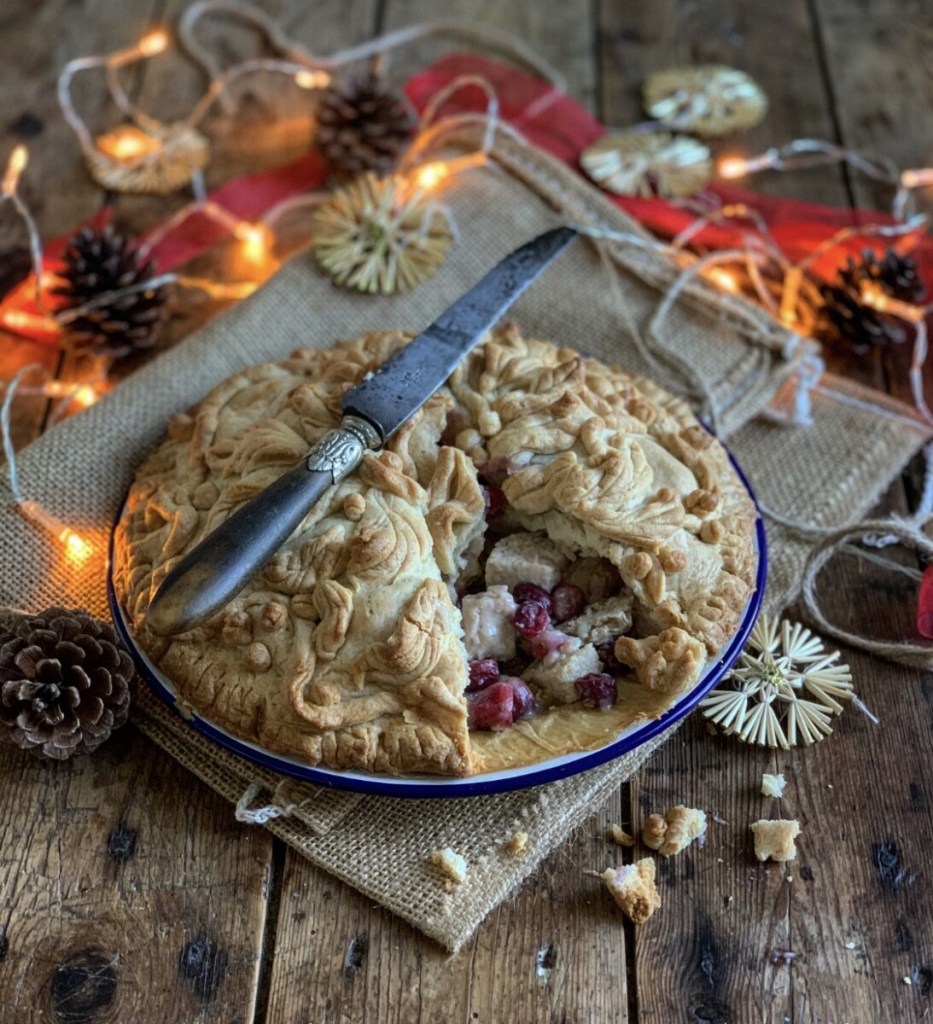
{"left": 1, "top": 133, "right": 929, "bottom": 951}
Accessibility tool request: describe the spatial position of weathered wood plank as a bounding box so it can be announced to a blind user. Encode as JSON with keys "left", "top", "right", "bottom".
{"left": 383, "top": 0, "right": 598, "bottom": 109}
{"left": 596, "top": 0, "right": 850, "bottom": 207}
{"left": 812, "top": 0, "right": 933, "bottom": 412}
{"left": 264, "top": 792, "right": 629, "bottom": 1024}
{"left": 0, "top": 725, "right": 274, "bottom": 1023}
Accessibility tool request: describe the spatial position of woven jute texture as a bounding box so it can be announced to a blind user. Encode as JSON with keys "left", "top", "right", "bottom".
{"left": 1, "top": 133, "right": 929, "bottom": 951}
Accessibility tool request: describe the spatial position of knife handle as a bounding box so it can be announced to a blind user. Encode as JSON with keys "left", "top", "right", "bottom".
{"left": 145, "top": 416, "right": 381, "bottom": 636}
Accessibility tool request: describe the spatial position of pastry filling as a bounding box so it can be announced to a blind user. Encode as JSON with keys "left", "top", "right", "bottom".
{"left": 454, "top": 475, "right": 638, "bottom": 735}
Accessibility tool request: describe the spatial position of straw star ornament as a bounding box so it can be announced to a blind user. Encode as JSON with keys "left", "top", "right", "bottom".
{"left": 700, "top": 615, "right": 855, "bottom": 748}
{"left": 311, "top": 172, "right": 453, "bottom": 294}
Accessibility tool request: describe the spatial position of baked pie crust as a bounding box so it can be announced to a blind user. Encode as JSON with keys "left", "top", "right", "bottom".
{"left": 112, "top": 324, "right": 757, "bottom": 777}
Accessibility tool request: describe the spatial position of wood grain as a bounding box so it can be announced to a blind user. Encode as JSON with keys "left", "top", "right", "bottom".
{"left": 264, "top": 792, "right": 630, "bottom": 1024}
{"left": 0, "top": 3, "right": 931, "bottom": 1023}
{"left": 813, "top": 0, "right": 933, "bottom": 412}
{"left": 0, "top": 725, "right": 273, "bottom": 1023}
{"left": 596, "top": 0, "right": 850, "bottom": 207}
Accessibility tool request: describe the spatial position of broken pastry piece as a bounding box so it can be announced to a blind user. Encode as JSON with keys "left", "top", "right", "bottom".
{"left": 506, "top": 831, "right": 529, "bottom": 856}
{"left": 429, "top": 847, "right": 468, "bottom": 886}
{"left": 750, "top": 819, "right": 801, "bottom": 862}
{"left": 608, "top": 824, "right": 636, "bottom": 847}
{"left": 599, "top": 859, "right": 661, "bottom": 923}
{"left": 761, "top": 773, "right": 787, "bottom": 798}
{"left": 642, "top": 805, "right": 707, "bottom": 856}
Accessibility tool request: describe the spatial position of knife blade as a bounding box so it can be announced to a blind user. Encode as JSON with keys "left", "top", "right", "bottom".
{"left": 146, "top": 226, "right": 577, "bottom": 636}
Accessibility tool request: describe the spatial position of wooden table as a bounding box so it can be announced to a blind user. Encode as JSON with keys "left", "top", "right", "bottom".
{"left": 1, "top": 2, "right": 931, "bottom": 1021}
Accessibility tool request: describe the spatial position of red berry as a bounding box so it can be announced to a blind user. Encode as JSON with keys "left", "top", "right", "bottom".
{"left": 530, "top": 628, "right": 569, "bottom": 660}
{"left": 502, "top": 676, "right": 535, "bottom": 720}
{"left": 513, "top": 582, "right": 553, "bottom": 613}
{"left": 575, "top": 672, "right": 617, "bottom": 709}
{"left": 513, "top": 601, "right": 550, "bottom": 639}
{"left": 551, "top": 584, "right": 586, "bottom": 623}
{"left": 467, "top": 659, "right": 500, "bottom": 693}
{"left": 596, "top": 641, "right": 625, "bottom": 673}
{"left": 483, "top": 484, "right": 508, "bottom": 521}
{"left": 469, "top": 682, "right": 516, "bottom": 730}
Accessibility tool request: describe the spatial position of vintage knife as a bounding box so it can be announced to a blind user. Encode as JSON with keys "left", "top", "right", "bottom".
{"left": 146, "top": 226, "right": 577, "bottom": 636}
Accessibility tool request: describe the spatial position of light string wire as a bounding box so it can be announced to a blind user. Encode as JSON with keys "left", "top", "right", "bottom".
{"left": 177, "top": 0, "right": 566, "bottom": 109}
{"left": 11, "top": 13, "right": 933, "bottom": 662}
{"left": 0, "top": 364, "right": 96, "bottom": 563}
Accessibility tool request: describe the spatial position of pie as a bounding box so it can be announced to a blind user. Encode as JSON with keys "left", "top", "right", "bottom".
{"left": 112, "top": 323, "right": 758, "bottom": 776}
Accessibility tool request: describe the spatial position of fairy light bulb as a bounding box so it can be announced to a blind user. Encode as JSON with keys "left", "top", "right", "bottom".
{"left": 901, "top": 167, "right": 933, "bottom": 189}
{"left": 2, "top": 144, "right": 28, "bottom": 195}
{"left": 295, "top": 69, "right": 331, "bottom": 89}
{"left": 717, "top": 155, "right": 750, "bottom": 181}
{"left": 717, "top": 152, "right": 776, "bottom": 180}
{"left": 414, "top": 163, "right": 447, "bottom": 190}
{"left": 235, "top": 222, "right": 271, "bottom": 263}
{"left": 19, "top": 501, "right": 94, "bottom": 565}
{"left": 98, "top": 126, "right": 160, "bottom": 163}
{"left": 708, "top": 268, "right": 740, "bottom": 293}
{"left": 411, "top": 154, "right": 487, "bottom": 193}
{"left": 72, "top": 384, "right": 99, "bottom": 408}
{"left": 860, "top": 283, "right": 924, "bottom": 322}
{"left": 43, "top": 381, "right": 98, "bottom": 405}
{"left": 138, "top": 29, "right": 169, "bottom": 57}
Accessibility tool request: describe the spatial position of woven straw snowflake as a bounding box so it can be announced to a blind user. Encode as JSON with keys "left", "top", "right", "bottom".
{"left": 581, "top": 131, "right": 712, "bottom": 199}
{"left": 311, "top": 172, "right": 452, "bottom": 294}
{"left": 643, "top": 65, "right": 767, "bottom": 138}
{"left": 700, "top": 615, "right": 854, "bottom": 748}
{"left": 87, "top": 123, "right": 209, "bottom": 194}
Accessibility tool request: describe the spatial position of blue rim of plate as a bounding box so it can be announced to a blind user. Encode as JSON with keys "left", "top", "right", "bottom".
{"left": 108, "top": 447, "right": 767, "bottom": 799}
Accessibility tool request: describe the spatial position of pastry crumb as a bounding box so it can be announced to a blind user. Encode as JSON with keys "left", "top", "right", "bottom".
{"left": 429, "top": 847, "right": 468, "bottom": 886}
{"left": 761, "top": 773, "right": 787, "bottom": 798}
{"left": 506, "top": 831, "right": 528, "bottom": 856}
{"left": 598, "top": 859, "right": 661, "bottom": 924}
{"left": 750, "top": 819, "right": 801, "bottom": 862}
{"left": 608, "top": 824, "right": 635, "bottom": 847}
{"left": 642, "top": 805, "right": 707, "bottom": 856}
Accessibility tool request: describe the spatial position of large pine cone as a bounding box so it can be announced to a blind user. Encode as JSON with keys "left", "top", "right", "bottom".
{"left": 0, "top": 608, "right": 133, "bottom": 760}
{"left": 54, "top": 225, "right": 167, "bottom": 358}
{"left": 315, "top": 73, "right": 416, "bottom": 177}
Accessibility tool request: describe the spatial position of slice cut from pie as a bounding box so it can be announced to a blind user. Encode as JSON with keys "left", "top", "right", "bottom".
{"left": 112, "top": 323, "right": 757, "bottom": 776}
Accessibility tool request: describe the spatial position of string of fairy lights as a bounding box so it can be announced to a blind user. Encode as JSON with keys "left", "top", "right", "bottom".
{"left": 1, "top": 0, "right": 932, "bottom": 567}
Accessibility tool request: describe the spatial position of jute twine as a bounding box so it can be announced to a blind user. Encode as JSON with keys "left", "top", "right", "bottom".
{"left": 800, "top": 517, "right": 933, "bottom": 671}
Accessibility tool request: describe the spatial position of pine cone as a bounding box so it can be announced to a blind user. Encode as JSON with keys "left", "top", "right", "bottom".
{"left": 54, "top": 225, "right": 167, "bottom": 358}
{"left": 315, "top": 74, "right": 416, "bottom": 177}
{"left": 816, "top": 247, "right": 925, "bottom": 353}
{"left": 859, "top": 248, "right": 925, "bottom": 305}
{"left": 0, "top": 607, "right": 133, "bottom": 760}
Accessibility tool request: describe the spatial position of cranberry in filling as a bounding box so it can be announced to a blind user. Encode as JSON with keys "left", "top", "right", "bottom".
{"left": 469, "top": 677, "right": 536, "bottom": 731}
{"left": 596, "top": 640, "right": 626, "bottom": 673}
{"left": 513, "top": 601, "right": 550, "bottom": 639}
{"left": 513, "top": 582, "right": 553, "bottom": 613}
{"left": 502, "top": 676, "right": 536, "bottom": 719}
{"left": 575, "top": 672, "right": 618, "bottom": 709}
{"left": 482, "top": 483, "right": 508, "bottom": 521}
{"left": 529, "top": 628, "right": 570, "bottom": 660}
{"left": 551, "top": 583, "right": 586, "bottom": 623}
{"left": 467, "top": 658, "right": 500, "bottom": 693}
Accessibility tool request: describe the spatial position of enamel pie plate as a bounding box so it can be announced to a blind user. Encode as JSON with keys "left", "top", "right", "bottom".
{"left": 107, "top": 449, "right": 767, "bottom": 800}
